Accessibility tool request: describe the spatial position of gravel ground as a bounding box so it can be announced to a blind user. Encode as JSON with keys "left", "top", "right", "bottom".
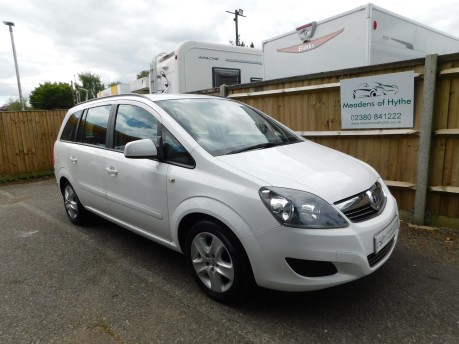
{"left": 0, "top": 177, "right": 457, "bottom": 343}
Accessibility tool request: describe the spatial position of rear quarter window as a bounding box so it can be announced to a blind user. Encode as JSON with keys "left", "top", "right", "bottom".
{"left": 60, "top": 110, "right": 83, "bottom": 141}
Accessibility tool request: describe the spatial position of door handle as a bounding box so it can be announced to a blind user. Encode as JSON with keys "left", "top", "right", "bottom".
{"left": 69, "top": 157, "right": 77, "bottom": 164}
{"left": 105, "top": 167, "right": 118, "bottom": 176}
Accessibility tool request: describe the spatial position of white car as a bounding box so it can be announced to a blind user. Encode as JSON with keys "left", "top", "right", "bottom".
{"left": 54, "top": 94, "right": 399, "bottom": 302}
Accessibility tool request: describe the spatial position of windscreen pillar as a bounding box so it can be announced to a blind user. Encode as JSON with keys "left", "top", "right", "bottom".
{"left": 413, "top": 54, "right": 438, "bottom": 225}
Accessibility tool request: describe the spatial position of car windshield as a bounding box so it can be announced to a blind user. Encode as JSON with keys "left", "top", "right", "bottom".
{"left": 156, "top": 98, "right": 302, "bottom": 156}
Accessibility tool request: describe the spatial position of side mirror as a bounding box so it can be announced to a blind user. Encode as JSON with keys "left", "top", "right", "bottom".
{"left": 124, "top": 139, "right": 158, "bottom": 159}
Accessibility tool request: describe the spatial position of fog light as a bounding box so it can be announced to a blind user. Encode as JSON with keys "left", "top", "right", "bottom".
{"left": 286, "top": 258, "right": 338, "bottom": 277}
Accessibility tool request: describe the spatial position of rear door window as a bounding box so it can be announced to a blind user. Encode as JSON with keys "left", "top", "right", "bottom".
{"left": 79, "top": 105, "right": 111, "bottom": 147}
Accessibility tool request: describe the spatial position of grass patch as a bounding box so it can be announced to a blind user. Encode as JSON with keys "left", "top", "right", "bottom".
{"left": 0, "top": 170, "right": 55, "bottom": 184}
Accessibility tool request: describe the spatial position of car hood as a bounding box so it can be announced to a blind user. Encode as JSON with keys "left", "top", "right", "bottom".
{"left": 216, "top": 141, "right": 379, "bottom": 203}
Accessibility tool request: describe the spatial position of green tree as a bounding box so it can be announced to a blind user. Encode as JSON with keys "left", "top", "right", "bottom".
{"left": 137, "top": 70, "right": 149, "bottom": 79}
{"left": 76, "top": 71, "right": 104, "bottom": 100}
{"left": 109, "top": 81, "right": 121, "bottom": 87}
{"left": 3, "top": 97, "right": 31, "bottom": 111}
{"left": 29, "top": 82, "right": 74, "bottom": 110}
{"left": 229, "top": 36, "right": 255, "bottom": 48}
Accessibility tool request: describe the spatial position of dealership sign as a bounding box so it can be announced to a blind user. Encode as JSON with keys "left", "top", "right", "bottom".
{"left": 340, "top": 71, "right": 415, "bottom": 129}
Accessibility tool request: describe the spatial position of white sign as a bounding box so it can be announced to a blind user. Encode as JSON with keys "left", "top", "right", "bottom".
{"left": 340, "top": 71, "right": 415, "bottom": 129}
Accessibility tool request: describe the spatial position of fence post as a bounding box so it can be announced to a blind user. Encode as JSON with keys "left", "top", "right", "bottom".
{"left": 220, "top": 84, "right": 228, "bottom": 97}
{"left": 413, "top": 54, "right": 438, "bottom": 225}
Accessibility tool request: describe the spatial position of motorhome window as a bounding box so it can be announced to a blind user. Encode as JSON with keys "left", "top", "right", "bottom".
{"left": 79, "top": 105, "right": 111, "bottom": 147}
{"left": 113, "top": 105, "right": 159, "bottom": 151}
{"left": 60, "top": 110, "right": 83, "bottom": 142}
{"left": 250, "top": 77, "right": 263, "bottom": 82}
{"left": 212, "top": 68, "right": 241, "bottom": 87}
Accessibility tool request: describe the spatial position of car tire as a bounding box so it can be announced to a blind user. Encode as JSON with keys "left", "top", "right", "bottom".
{"left": 185, "top": 220, "right": 254, "bottom": 303}
{"left": 62, "top": 182, "right": 89, "bottom": 225}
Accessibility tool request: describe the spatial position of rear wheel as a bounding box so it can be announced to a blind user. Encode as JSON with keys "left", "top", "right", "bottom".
{"left": 185, "top": 220, "right": 254, "bottom": 303}
{"left": 62, "top": 182, "right": 88, "bottom": 225}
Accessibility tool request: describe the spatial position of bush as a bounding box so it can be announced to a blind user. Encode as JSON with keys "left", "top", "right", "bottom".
{"left": 29, "top": 82, "right": 74, "bottom": 110}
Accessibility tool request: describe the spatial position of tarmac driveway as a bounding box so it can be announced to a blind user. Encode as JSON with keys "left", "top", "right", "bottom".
{"left": 0, "top": 178, "right": 457, "bottom": 343}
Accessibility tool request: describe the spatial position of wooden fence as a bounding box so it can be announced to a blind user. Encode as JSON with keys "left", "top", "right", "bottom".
{"left": 215, "top": 53, "right": 459, "bottom": 228}
{"left": 0, "top": 53, "right": 458, "bottom": 228}
{"left": 0, "top": 110, "right": 66, "bottom": 178}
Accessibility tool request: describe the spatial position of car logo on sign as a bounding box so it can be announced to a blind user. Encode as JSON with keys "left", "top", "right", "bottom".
{"left": 353, "top": 82, "right": 399, "bottom": 99}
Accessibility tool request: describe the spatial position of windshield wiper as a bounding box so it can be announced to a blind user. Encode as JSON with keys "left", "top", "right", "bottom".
{"left": 228, "top": 142, "right": 281, "bottom": 155}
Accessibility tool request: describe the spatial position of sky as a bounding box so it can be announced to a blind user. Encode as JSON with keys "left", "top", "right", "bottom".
{"left": 1, "top": 0, "right": 458, "bottom": 106}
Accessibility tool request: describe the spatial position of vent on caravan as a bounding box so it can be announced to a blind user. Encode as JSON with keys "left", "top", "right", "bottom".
{"left": 159, "top": 52, "right": 175, "bottom": 63}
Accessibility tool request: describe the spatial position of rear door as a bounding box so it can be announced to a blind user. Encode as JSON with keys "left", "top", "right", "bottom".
{"left": 69, "top": 104, "right": 112, "bottom": 214}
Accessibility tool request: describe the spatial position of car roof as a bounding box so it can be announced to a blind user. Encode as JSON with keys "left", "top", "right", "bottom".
{"left": 67, "top": 93, "right": 222, "bottom": 112}
{"left": 142, "top": 93, "right": 219, "bottom": 101}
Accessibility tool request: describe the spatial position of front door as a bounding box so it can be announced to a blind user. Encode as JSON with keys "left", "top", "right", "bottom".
{"left": 104, "top": 103, "right": 171, "bottom": 241}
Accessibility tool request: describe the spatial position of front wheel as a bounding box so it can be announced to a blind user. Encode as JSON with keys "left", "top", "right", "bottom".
{"left": 185, "top": 220, "right": 254, "bottom": 303}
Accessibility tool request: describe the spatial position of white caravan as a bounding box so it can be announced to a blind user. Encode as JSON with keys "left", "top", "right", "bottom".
{"left": 150, "top": 41, "right": 263, "bottom": 94}
{"left": 262, "top": 3, "right": 459, "bottom": 80}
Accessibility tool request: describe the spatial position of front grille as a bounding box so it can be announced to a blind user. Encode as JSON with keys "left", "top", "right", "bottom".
{"left": 367, "top": 237, "right": 395, "bottom": 267}
{"left": 335, "top": 182, "right": 386, "bottom": 223}
{"left": 343, "top": 203, "right": 381, "bottom": 222}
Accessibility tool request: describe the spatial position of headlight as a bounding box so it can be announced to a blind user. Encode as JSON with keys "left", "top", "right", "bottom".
{"left": 259, "top": 187, "right": 349, "bottom": 229}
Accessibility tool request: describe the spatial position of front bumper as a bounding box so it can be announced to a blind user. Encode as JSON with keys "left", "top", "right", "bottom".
{"left": 241, "top": 195, "right": 399, "bottom": 292}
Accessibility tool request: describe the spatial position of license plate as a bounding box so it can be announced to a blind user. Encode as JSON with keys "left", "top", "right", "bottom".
{"left": 374, "top": 217, "right": 398, "bottom": 254}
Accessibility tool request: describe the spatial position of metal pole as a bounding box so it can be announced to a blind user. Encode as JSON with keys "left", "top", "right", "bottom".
{"left": 235, "top": 11, "right": 239, "bottom": 46}
{"left": 413, "top": 54, "right": 438, "bottom": 225}
{"left": 226, "top": 9, "right": 245, "bottom": 46}
{"left": 3, "top": 21, "right": 25, "bottom": 110}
